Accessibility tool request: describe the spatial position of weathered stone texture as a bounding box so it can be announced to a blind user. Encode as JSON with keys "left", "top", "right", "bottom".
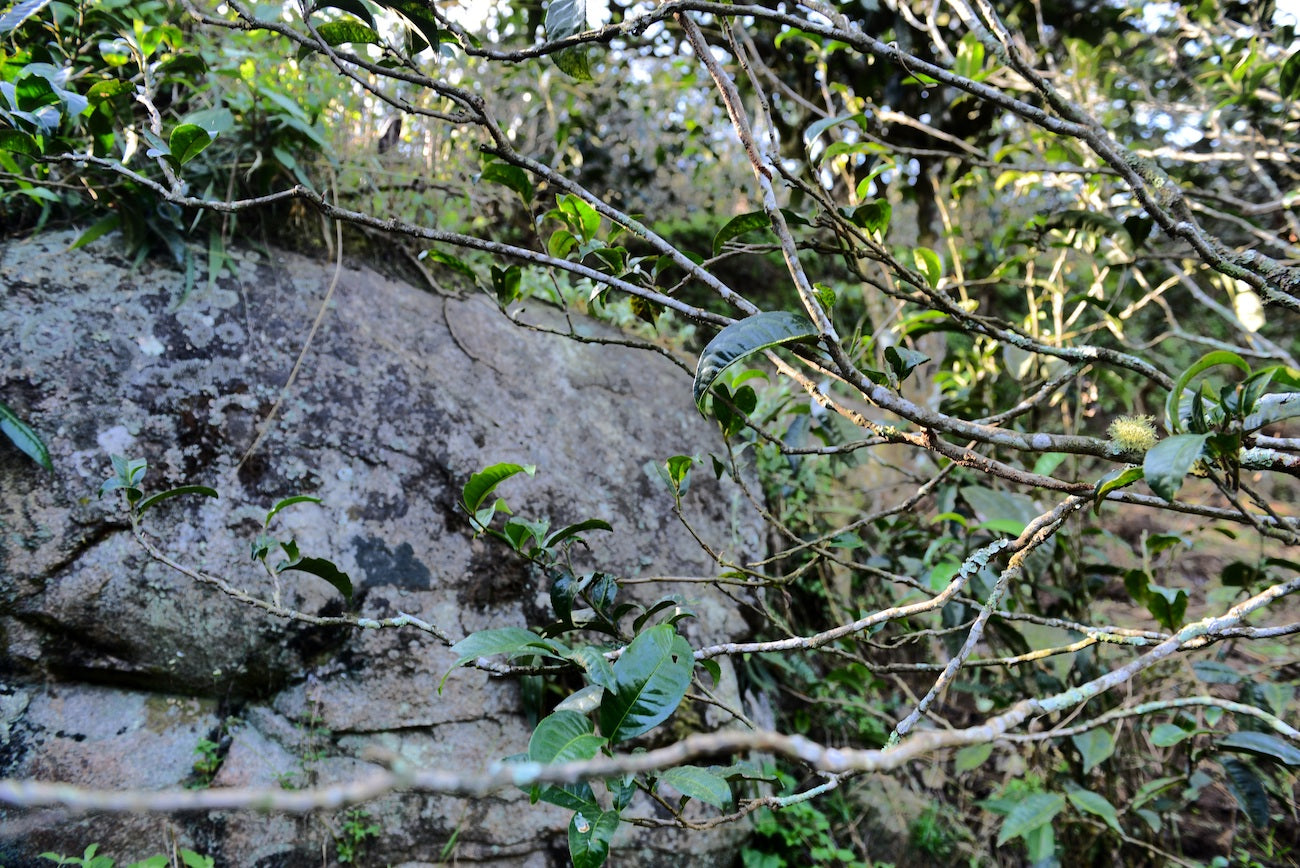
{"left": 0, "top": 231, "right": 758, "bottom": 865}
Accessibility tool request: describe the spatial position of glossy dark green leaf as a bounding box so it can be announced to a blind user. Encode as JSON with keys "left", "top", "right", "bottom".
{"left": 884, "top": 345, "right": 929, "bottom": 387}
{"left": 278, "top": 556, "right": 353, "bottom": 602}
{"left": 547, "top": 0, "right": 592, "bottom": 81}
{"left": 1216, "top": 731, "right": 1300, "bottom": 766}
{"left": 168, "top": 123, "right": 212, "bottom": 165}
{"left": 529, "top": 710, "right": 607, "bottom": 764}
{"left": 0, "top": 0, "right": 53, "bottom": 34}
{"left": 1220, "top": 757, "right": 1270, "bottom": 827}
{"left": 135, "top": 485, "right": 219, "bottom": 517}
{"left": 544, "top": 518, "right": 613, "bottom": 549}
{"left": 1092, "top": 466, "right": 1144, "bottom": 514}
{"left": 694, "top": 312, "right": 818, "bottom": 410}
{"left": 492, "top": 264, "right": 522, "bottom": 305}
{"left": 420, "top": 250, "right": 479, "bottom": 283}
{"left": 0, "top": 401, "right": 52, "bottom": 470}
{"left": 315, "top": 19, "right": 380, "bottom": 46}
{"left": 1145, "top": 584, "right": 1187, "bottom": 630}
{"left": 659, "top": 765, "right": 732, "bottom": 809}
{"left": 0, "top": 128, "right": 39, "bottom": 157}
{"left": 712, "top": 210, "right": 772, "bottom": 256}
{"left": 382, "top": 0, "right": 444, "bottom": 51}
{"left": 70, "top": 214, "right": 122, "bottom": 250}
{"left": 448, "top": 627, "right": 551, "bottom": 669}
{"left": 15, "top": 74, "right": 57, "bottom": 111}
{"left": 850, "top": 200, "right": 891, "bottom": 234}
{"left": 568, "top": 809, "right": 619, "bottom": 868}
{"left": 1280, "top": 50, "right": 1300, "bottom": 100}
{"left": 481, "top": 161, "right": 534, "bottom": 203}
{"left": 599, "top": 624, "right": 693, "bottom": 742}
{"left": 1143, "top": 433, "right": 1208, "bottom": 501}
{"left": 313, "top": 0, "right": 376, "bottom": 28}
{"left": 83, "top": 78, "right": 131, "bottom": 103}
{"left": 566, "top": 645, "right": 617, "bottom": 692}
{"left": 1165, "top": 350, "right": 1250, "bottom": 433}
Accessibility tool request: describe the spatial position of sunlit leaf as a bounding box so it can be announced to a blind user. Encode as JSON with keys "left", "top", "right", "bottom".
{"left": 546, "top": 0, "right": 592, "bottom": 81}
{"left": 168, "top": 123, "right": 212, "bottom": 165}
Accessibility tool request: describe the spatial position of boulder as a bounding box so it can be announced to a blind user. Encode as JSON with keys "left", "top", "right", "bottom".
{"left": 0, "top": 230, "right": 759, "bottom": 865}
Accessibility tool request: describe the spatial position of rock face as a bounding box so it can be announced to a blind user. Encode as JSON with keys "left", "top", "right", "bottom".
{"left": 0, "top": 231, "right": 759, "bottom": 866}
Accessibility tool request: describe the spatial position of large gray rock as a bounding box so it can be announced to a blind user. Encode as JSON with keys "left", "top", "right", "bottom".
{"left": 0, "top": 230, "right": 759, "bottom": 865}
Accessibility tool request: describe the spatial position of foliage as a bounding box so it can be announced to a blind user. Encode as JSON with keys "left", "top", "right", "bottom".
{"left": 6, "top": 0, "right": 1300, "bottom": 865}
{"left": 334, "top": 808, "right": 381, "bottom": 864}
{"left": 40, "top": 844, "right": 214, "bottom": 868}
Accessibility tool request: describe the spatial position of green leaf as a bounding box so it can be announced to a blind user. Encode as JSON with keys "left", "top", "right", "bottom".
{"left": 315, "top": 19, "right": 380, "bottom": 45}
{"left": 954, "top": 743, "right": 993, "bottom": 773}
{"left": 491, "top": 264, "right": 522, "bottom": 305}
{"left": 659, "top": 765, "right": 732, "bottom": 809}
{"left": 995, "top": 792, "right": 1064, "bottom": 845}
{"left": 0, "top": 0, "right": 54, "bottom": 35}
{"left": 178, "top": 850, "right": 214, "bottom": 868}
{"left": 446, "top": 627, "right": 551, "bottom": 672}
{"left": 1145, "top": 584, "right": 1187, "bottom": 630}
{"left": 712, "top": 210, "right": 772, "bottom": 256}
{"left": 544, "top": 518, "right": 613, "bottom": 549}
{"left": 0, "top": 401, "right": 52, "bottom": 471}
{"left": 1220, "top": 757, "right": 1270, "bottom": 827}
{"left": 546, "top": 0, "right": 592, "bottom": 81}
{"left": 566, "top": 645, "right": 617, "bottom": 692}
{"left": 1066, "top": 789, "right": 1122, "bottom": 835}
{"left": 278, "top": 556, "right": 353, "bottom": 602}
{"left": 421, "top": 250, "right": 479, "bottom": 283}
{"left": 70, "top": 214, "right": 123, "bottom": 250}
{"left": 315, "top": 0, "right": 376, "bottom": 29}
{"left": 264, "top": 495, "right": 322, "bottom": 526}
{"left": 134, "top": 485, "right": 219, "bottom": 517}
{"left": 462, "top": 462, "right": 536, "bottom": 513}
{"left": 912, "top": 246, "right": 942, "bottom": 286}
{"left": 168, "top": 123, "right": 212, "bottom": 165}
{"left": 1092, "top": 466, "right": 1144, "bottom": 514}
{"left": 481, "top": 161, "right": 535, "bottom": 203}
{"left": 884, "top": 345, "right": 929, "bottom": 387}
{"left": 381, "top": 0, "right": 443, "bottom": 51}
{"left": 598, "top": 624, "right": 693, "bottom": 742}
{"left": 1071, "top": 727, "right": 1115, "bottom": 774}
{"left": 1281, "top": 50, "right": 1300, "bottom": 101}
{"left": 1150, "top": 723, "right": 1194, "bottom": 747}
{"left": 850, "top": 200, "right": 891, "bottom": 234}
{"left": 693, "top": 312, "right": 818, "bottom": 410}
{"left": 1142, "top": 433, "right": 1208, "bottom": 501}
{"left": 1216, "top": 731, "right": 1300, "bottom": 766}
{"left": 0, "top": 129, "right": 39, "bottom": 157}
{"left": 1165, "top": 350, "right": 1250, "bottom": 433}
{"left": 568, "top": 809, "right": 619, "bottom": 868}
{"left": 15, "top": 73, "right": 57, "bottom": 111}
{"left": 803, "top": 112, "right": 866, "bottom": 144}
{"left": 529, "top": 710, "right": 608, "bottom": 764}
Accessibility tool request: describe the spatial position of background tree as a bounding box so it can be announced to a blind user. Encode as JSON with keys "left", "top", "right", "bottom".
{"left": 3, "top": 0, "right": 1300, "bottom": 864}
